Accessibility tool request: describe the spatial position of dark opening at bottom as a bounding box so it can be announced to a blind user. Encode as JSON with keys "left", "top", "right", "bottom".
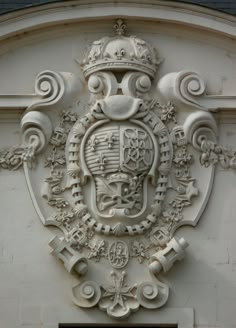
{"left": 59, "top": 324, "right": 177, "bottom": 328}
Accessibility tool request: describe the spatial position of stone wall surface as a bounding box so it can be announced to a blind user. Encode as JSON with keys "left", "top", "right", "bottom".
{"left": 0, "top": 2, "right": 236, "bottom": 328}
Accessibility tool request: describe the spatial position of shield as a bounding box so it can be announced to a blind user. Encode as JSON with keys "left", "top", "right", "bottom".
{"left": 23, "top": 107, "right": 215, "bottom": 238}
{"left": 81, "top": 121, "right": 155, "bottom": 220}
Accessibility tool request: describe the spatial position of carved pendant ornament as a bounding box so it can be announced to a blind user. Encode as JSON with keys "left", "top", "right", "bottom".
{"left": 1, "top": 19, "right": 236, "bottom": 319}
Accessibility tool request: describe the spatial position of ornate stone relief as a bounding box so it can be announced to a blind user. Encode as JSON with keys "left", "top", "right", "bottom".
{"left": 1, "top": 19, "right": 236, "bottom": 320}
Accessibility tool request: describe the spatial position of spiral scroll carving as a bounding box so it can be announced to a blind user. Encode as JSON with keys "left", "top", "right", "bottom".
{"left": 22, "top": 127, "right": 45, "bottom": 154}
{"left": 139, "top": 282, "right": 159, "bottom": 300}
{"left": 178, "top": 71, "right": 206, "bottom": 107}
{"left": 183, "top": 111, "right": 217, "bottom": 150}
{"left": 72, "top": 281, "right": 101, "bottom": 308}
{"left": 136, "top": 280, "right": 168, "bottom": 309}
{"left": 157, "top": 70, "right": 208, "bottom": 110}
{"left": 21, "top": 111, "right": 52, "bottom": 154}
{"left": 27, "top": 70, "right": 65, "bottom": 111}
{"left": 192, "top": 127, "right": 217, "bottom": 150}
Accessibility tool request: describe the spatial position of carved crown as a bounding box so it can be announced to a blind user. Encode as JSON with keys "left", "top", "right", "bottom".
{"left": 82, "top": 19, "right": 159, "bottom": 78}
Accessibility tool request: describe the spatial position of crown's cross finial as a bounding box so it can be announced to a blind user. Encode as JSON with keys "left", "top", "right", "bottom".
{"left": 114, "top": 19, "right": 126, "bottom": 36}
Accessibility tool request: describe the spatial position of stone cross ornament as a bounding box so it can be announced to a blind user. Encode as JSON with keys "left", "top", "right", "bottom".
{"left": 1, "top": 19, "right": 236, "bottom": 320}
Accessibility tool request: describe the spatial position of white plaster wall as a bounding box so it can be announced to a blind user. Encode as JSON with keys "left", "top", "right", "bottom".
{"left": 0, "top": 13, "right": 236, "bottom": 328}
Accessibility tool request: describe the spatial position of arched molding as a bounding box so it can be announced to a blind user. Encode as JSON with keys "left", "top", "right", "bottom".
{"left": 0, "top": 0, "right": 236, "bottom": 42}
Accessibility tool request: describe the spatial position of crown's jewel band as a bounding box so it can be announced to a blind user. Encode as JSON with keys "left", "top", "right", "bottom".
{"left": 82, "top": 19, "right": 160, "bottom": 78}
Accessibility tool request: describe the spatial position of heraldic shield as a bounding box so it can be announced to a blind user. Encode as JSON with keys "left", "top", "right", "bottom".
{"left": 81, "top": 121, "right": 157, "bottom": 222}
{"left": 14, "top": 19, "right": 219, "bottom": 319}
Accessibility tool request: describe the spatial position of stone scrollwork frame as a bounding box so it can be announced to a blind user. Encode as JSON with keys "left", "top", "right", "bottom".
{"left": 0, "top": 1, "right": 236, "bottom": 324}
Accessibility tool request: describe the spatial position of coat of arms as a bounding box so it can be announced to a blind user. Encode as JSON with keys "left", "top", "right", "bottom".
{"left": 2, "top": 19, "right": 230, "bottom": 320}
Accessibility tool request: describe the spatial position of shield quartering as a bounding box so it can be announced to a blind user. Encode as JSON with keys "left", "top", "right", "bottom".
{"left": 82, "top": 122, "right": 155, "bottom": 219}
